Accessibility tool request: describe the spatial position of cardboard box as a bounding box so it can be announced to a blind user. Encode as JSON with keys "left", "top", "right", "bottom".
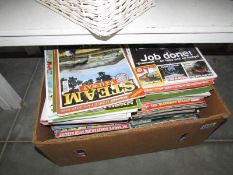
{"left": 32, "top": 77, "right": 230, "bottom": 166}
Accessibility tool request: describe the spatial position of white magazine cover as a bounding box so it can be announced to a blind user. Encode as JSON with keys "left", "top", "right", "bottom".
{"left": 125, "top": 45, "right": 217, "bottom": 89}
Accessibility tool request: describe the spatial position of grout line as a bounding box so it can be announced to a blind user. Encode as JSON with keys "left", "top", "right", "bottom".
{"left": 0, "top": 58, "right": 42, "bottom": 161}
{"left": 0, "top": 141, "right": 32, "bottom": 143}
{"left": 204, "top": 139, "right": 233, "bottom": 143}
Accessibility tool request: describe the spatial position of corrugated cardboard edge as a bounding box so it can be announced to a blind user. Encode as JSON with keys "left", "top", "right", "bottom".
{"left": 32, "top": 73, "right": 45, "bottom": 145}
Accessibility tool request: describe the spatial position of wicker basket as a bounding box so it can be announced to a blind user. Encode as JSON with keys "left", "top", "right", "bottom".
{"left": 36, "top": 0, "right": 154, "bottom": 37}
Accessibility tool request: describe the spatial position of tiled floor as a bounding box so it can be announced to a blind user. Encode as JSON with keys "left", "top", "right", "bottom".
{"left": 0, "top": 53, "right": 232, "bottom": 175}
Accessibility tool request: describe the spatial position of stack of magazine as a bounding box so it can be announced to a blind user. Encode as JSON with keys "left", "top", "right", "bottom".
{"left": 125, "top": 45, "right": 216, "bottom": 128}
{"left": 42, "top": 46, "right": 144, "bottom": 138}
{"left": 41, "top": 45, "right": 217, "bottom": 138}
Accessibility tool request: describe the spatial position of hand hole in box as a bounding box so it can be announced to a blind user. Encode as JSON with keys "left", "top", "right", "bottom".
{"left": 76, "top": 149, "right": 87, "bottom": 157}
{"left": 177, "top": 133, "right": 189, "bottom": 142}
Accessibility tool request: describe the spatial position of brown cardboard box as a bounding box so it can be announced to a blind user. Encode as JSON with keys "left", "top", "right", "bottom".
{"left": 32, "top": 77, "right": 230, "bottom": 166}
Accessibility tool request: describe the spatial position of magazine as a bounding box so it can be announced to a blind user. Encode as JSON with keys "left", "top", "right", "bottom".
{"left": 54, "top": 46, "right": 144, "bottom": 115}
{"left": 130, "top": 113, "right": 198, "bottom": 128}
{"left": 44, "top": 49, "right": 142, "bottom": 124}
{"left": 133, "top": 100, "right": 206, "bottom": 119}
{"left": 125, "top": 45, "right": 217, "bottom": 92}
{"left": 44, "top": 50, "right": 54, "bottom": 113}
{"left": 52, "top": 122, "right": 130, "bottom": 138}
{"left": 144, "top": 79, "right": 214, "bottom": 94}
{"left": 43, "top": 50, "right": 141, "bottom": 125}
{"left": 40, "top": 98, "right": 141, "bottom": 125}
{"left": 51, "top": 115, "right": 130, "bottom": 125}
{"left": 141, "top": 98, "right": 205, "bottom": 111}
{"left": 142, "top": 85, "right": 214, "bottom": 102}
{"left": 132, "top": 108, "right": 198, "bottom": 119}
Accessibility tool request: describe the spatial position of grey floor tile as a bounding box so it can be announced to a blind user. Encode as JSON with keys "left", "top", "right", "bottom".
{"left": 0, "top": 143, "right": 4, "bottom": 152}
{"left": 0, "top": 143, "right": 232, "bottom": 175}
{"left": 0, "top": 57, "right": 39, "bottom": 141}
{"left": 0, "top": 109, "right": 18, "bottom": 140}
{"left": 0, "top": 143, "right": 56, "bottom": 175}
{"left": 0, "top": 57, "right": 38, "bottom": 98}
{"left": 206, "top": 56, "right": 233, "bottom": 139}
{"left": 9, "top": 58, "right": 44, "bottom": 141}
{"left": 62, "top": 143, "right": 233, "bottom": 175}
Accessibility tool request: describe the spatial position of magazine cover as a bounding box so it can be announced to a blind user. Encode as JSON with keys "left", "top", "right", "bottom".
{"left": 42, "top": 48, "right": 142, "bottom": 125}
{"left": 125, "top": 45, "right": 217, "bottom": 90}
{"left": 54, "top": 46, "right": 144, "bottom": 115}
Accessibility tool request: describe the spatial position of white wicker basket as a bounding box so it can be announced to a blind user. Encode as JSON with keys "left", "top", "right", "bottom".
{"left": 36, "top": 0, "right": 154, "bottom": 37}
